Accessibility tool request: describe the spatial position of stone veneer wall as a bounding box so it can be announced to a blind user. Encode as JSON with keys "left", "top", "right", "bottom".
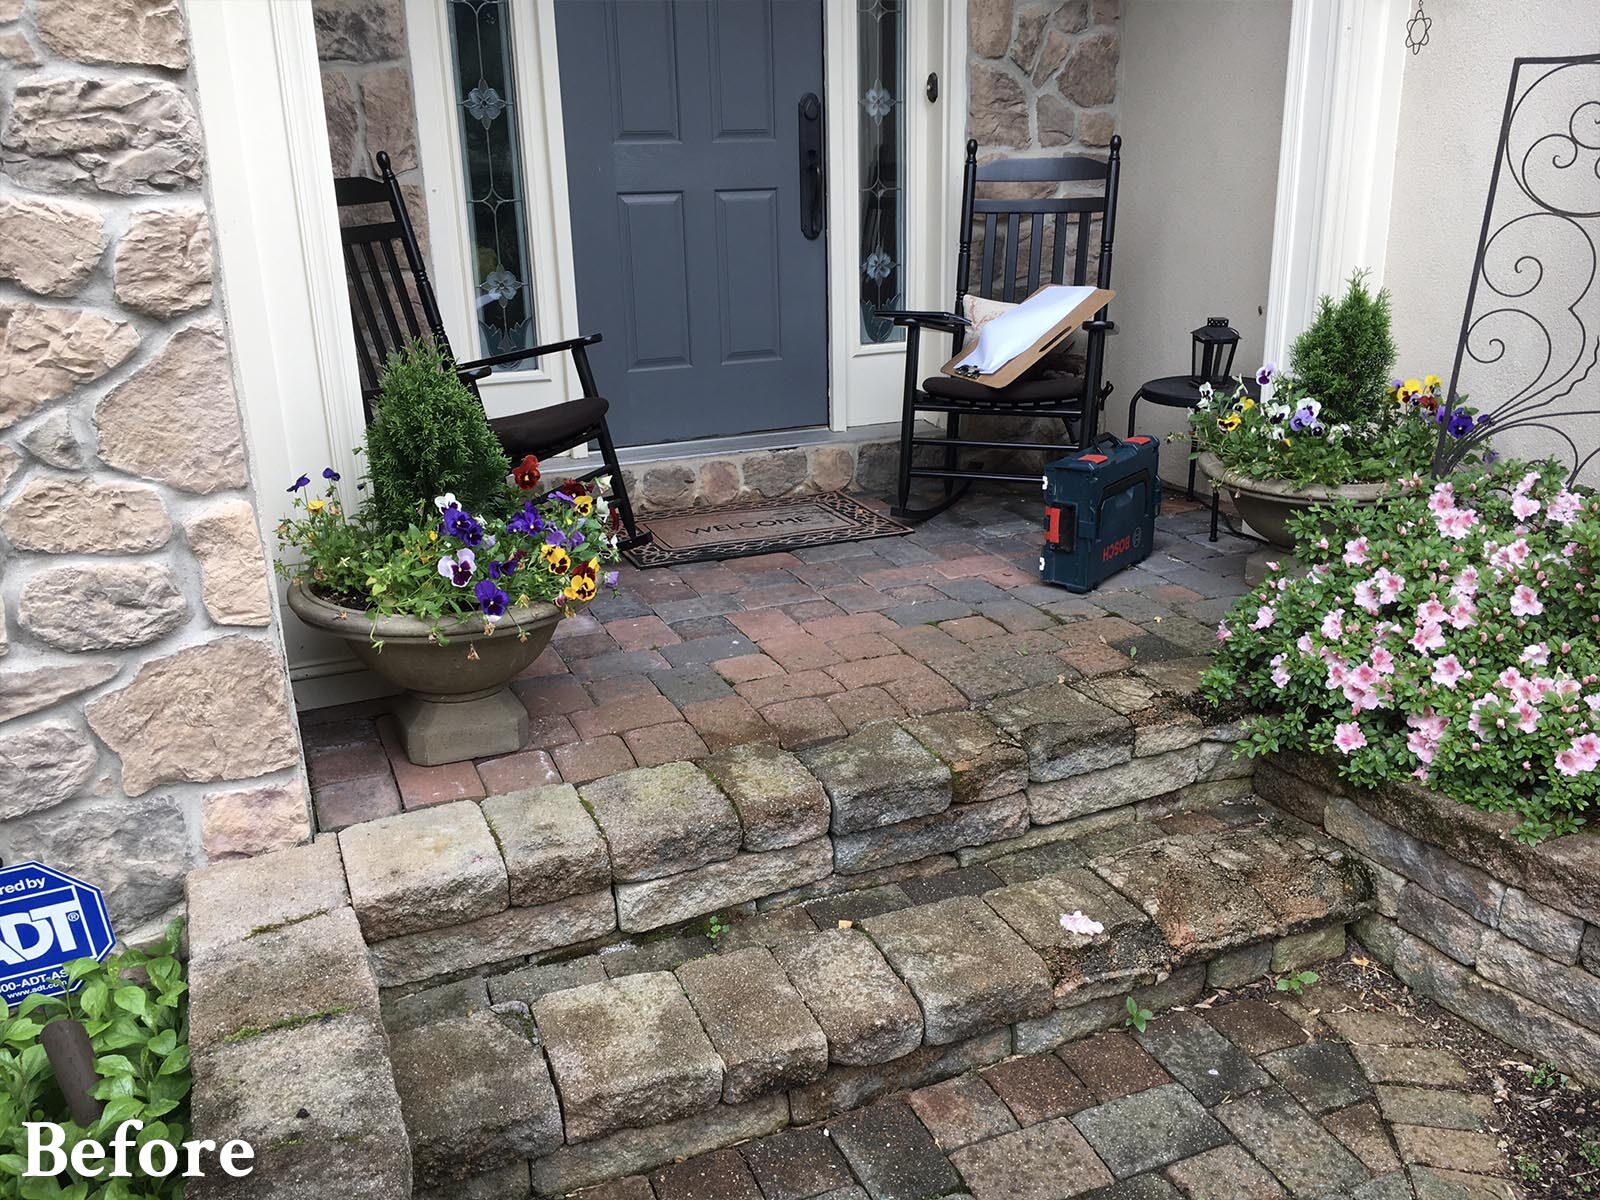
{"left": 314, "top": 0, "right": 427, "bottom": 246}
{"left": 968, "top": 0, "right": 1120, "bottom": 158}
{"left": 0, "top": 0, "right": 307, "bottom": 938}
{"left": 1258, "top": 753, "right": 1600, "bottom": 1085}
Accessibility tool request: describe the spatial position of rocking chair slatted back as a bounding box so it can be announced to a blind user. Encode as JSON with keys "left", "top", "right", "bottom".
{"left": 333, "top": 171, "right": 450, "bottom": 416}
{"left": 957, "top": 146, "right": 1120, "bottom": 309}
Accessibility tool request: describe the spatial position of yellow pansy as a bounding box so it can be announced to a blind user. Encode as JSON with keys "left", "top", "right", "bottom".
{"left": 1423, "top": 373, "right": 1442, "bottom": 391}
{"left": 564, "top": 575, "right": 597, "bottom": 602}
{"left": 542, "top": 545, "right": 571, "bottom": 574}
{"left": 1240, "top": 398, "right": 1256, "bottom": 411}
{"left": 1396, "top": 378, "right": 1423, "bottom": 403}
{"left": 307, "top": 499, "right": 326, "bottom": 513}
{"left": 1218, "top": 413, "right": 1242, "bottom": 432}
{"left": 572, "top": 494, "right": 595, "bottom": 518}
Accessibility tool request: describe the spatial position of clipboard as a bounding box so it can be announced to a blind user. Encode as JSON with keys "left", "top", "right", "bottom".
{"left": 940, "top": 285, "right": 1114, "bottom": 390}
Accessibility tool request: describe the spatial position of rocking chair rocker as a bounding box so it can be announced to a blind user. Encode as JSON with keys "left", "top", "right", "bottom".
{"left": 886, "top": 136, "right": 1122, "bottom": 520}
{"left": 333, "top": 151, "right": 649, "bottom": 547}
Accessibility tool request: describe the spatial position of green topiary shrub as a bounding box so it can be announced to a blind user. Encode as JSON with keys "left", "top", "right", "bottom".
{"left": 1287, "top": 270, "right": 1397, "bottom": 426}
{"left": 363, "top": 340, "right": 512, "bottom": 532}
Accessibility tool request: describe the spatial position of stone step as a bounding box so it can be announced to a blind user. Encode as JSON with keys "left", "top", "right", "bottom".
{"left": 319, "top": 678, "right": 1256, "bottom": 992}
{"left": 381, "top": 799, "right": 1373, "bottom": 1195}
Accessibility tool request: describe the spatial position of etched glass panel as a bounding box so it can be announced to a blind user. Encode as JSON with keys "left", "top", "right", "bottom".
{"left": 858, "top": 0, "right": 905, "bottom": 344}
{"left": 448, "top": 0, "right": 538, "bottom": 357}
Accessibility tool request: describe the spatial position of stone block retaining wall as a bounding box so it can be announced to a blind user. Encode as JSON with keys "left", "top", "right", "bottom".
{"left": 1258, "top": 752, "right": 1600, "bottom": 1085}
{"left": 0, "top": 0, "right": 307, "bottom": 938}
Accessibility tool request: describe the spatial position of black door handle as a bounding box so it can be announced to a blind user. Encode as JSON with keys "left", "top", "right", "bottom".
{"left": 798, "top": 92, "right": 824, "bottom": 240}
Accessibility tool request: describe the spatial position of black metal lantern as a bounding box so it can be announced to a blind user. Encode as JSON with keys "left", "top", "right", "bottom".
{"left": 1189, "top": 317, "right": 1240, "bottom": 386}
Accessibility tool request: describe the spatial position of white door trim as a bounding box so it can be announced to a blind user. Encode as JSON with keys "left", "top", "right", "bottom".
{"left": 188, "top": 0, "right": 383, "bottom": 705}
{"left": 826, "top": 0, "right": 964, "bottom": 432}
{"left": 405, "top": 0, "right": 587, "bottom": 456}
{"left": 1264, "top": 0, "right": 1406, "bottom": 367}
{"left": 407, "top": 0, "right": 963, "bottom": 441}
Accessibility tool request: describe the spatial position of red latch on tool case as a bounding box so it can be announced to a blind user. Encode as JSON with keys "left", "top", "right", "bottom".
{"left": 1045, "top": 506, "right": 1063, "bottom": 544}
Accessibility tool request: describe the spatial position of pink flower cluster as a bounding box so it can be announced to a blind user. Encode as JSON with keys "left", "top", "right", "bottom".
{"left": 1209, "top": 459, "right": 1600, "bottom": 839}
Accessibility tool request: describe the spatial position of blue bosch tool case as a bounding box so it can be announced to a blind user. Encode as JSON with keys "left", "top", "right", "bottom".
{"left": 1041, "top": 434, "right": 1162, "bottom": 592}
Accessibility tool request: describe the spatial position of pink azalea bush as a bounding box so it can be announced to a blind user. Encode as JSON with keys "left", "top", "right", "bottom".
{"left": 1204, "top": 459, "right": 1600, "bottom": 842}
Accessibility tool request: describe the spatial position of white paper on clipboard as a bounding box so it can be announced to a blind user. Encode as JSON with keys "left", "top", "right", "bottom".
{"left": 951, "top": 285, "right": 1100, "bottom": 376}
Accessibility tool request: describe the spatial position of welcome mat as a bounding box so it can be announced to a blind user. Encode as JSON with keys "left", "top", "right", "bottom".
{"left": 624, "top": 492, "right": 911, "bottom": 568}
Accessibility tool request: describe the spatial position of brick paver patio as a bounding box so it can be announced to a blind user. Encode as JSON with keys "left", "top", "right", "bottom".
{"left": 300, "top": 488, "right": 1255, "bottom": 829}
{"left": 570, "top": 967, "right": 1516, "bottom": 1200}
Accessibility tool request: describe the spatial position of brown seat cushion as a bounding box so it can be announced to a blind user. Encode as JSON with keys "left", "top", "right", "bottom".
{"left": 489, "top": 396, "right": 610, "bottom": 459}
{"left": 921, "top": 370, "right": 1086, "bottom": 410}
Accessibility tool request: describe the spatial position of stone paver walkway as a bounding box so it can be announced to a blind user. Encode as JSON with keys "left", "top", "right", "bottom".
{"left": 299, "top": 490, "right": 1253, "bottom": 830}
{"left": 571, "top": 967, "right": 1519, "bottom": 1200}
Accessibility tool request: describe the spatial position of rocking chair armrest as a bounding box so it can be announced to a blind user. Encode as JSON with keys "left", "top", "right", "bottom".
{"left": 455, "top": 333, "right": 606, "bottom": 375}
{"left": 880, "top": 309, "right": 970, "bottom": 334}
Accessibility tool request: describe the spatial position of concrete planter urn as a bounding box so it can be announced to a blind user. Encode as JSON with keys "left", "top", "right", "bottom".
{"left": 1198, "top": 451, "right": 1392, "bottom": 549}
{"left": 288, "top": 580, "right": 559, "bottom": 766}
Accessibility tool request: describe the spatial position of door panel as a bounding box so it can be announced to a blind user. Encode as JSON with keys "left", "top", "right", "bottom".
{"left": 557, "top": 0, "right": 828, "bottom": 446}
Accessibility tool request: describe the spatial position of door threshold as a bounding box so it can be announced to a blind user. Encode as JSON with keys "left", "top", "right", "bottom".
{"left": 618, "top": 423, "right": 904, "bottom": 467}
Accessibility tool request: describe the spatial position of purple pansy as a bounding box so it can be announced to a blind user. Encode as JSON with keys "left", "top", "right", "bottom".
{"left": 288, "top": 474, "right": 311, "bottom": 492}
{"left": 604, "top": 570, "right": 620, "bottom": 588}
{"left": 507, "top": 501, "right": 545, "bottom": 537}
{"left": 475, "top": 579, "right": 509, "bottom": 622}
{"left": 441, "top": 506, "right": 486, "bottom": 546}
{"left": 437, "top": 548, "right": 476, "bottom": 587}
{"left": 322, "top": 467, "right": 341, "bottom": 482}
{"left": 1256, "top": 363, "right": 1276, "bottom": 387}
{"left": 545, "top": 527, "right": 569, "bottom": 548}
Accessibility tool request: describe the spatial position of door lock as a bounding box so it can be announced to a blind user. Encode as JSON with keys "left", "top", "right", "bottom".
{"left": 798, "top": 93, "right": 825, "bottom": 240}
{"left": 926, "top": 72, "right": 939, "bottom": 102}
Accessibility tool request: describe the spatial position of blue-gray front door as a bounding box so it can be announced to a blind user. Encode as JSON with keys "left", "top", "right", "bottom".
{"left": 556, "top": 0, "right": 828, "bottom": 446}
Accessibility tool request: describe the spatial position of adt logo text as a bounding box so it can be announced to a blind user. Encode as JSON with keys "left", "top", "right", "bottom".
{"left": 0, "top": 863, "right": 116, "bottom": 1004}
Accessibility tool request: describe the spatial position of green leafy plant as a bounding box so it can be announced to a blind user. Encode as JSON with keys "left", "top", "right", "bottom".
{"left": 0, "top": 919, "right": 189, "bottom": 1199}
{"left": 1530, "top": 1061, "right": 1570, "bottom": 1091}
{"left": 1203, "top": 457, "right": 1599, "bottom": 842}
{"left": 1516, "top": 1152, "right": 1544, "bottom": 1183}
{"left": 704, "top": 914, "right": 731, "bottom": 942}
{"left": 1122, "top": 996, "right": 1153, "bottom": 1034}
{"left": 1274, "top": 969, "right": 1320, "bottom": 996}
{"left": 363, "top": 340, "right": 512, "bottom": 534}
{"left": 1287, "top": 270, "right": 1397, "bottom": 427}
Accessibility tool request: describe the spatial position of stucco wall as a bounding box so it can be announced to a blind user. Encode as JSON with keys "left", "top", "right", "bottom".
{"left": 0, "top": 0, "right": 308, "bottom": 938}
{"left": 1107, "top": 0, "right": 1291, "bottom": 487}
{"left": 1382, "top": 0, "right": 1600, "bottom": 473}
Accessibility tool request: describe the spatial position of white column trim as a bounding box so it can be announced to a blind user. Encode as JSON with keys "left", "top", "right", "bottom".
{"left": 267, "top": 1, "right": 369, "bottom": 489}
{"left": 189, "top": 0, "right": 381, "bottom": 702}
{"left": 1264, "top": 0, "right": 1406, "bottom": 368}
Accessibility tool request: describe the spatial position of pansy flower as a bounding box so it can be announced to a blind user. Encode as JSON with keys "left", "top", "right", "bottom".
{"left": 322, "top": 467, "right": 341, "bottom": 482}
{"left": 564, "top": 574, "right": 598, "bottom": 603}
{"left": 474, "top": 579, "right": 509, "bottom": 622}
{"left": 513, "top": 454, "right": 542, "bottom": 491}
{"left": 542, "top": 544, "right": 571, "bottom": 574}
{"left": 572, "top": 494, "right": 596, "bottom": 518}
{"left": 437, "top": 548, "right": 476, "bottom": 587}
{"left": 288, "top": 474, "right": 311, "bottom": 492}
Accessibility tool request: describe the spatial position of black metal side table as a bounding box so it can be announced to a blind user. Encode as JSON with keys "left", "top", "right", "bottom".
{"left": 1127, "top": 375, "right": 1260, "bottom": 541}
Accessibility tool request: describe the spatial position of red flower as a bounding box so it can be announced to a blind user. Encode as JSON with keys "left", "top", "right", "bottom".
{"left": 513, "top": 455, "right": 542, "bottom": 491}
{"left": 559, "top": 478, "right": 589, "bottom": 497}
{"left": 609, "top": 506, "right": 623, "bottom": 531}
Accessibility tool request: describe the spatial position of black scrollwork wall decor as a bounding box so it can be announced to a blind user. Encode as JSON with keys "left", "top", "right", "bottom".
{"left": 1434, "top": 53, "right": 1600, "bottom": 483}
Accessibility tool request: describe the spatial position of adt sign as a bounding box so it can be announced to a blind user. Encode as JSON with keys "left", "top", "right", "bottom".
{"left": 0, "top": 863, "right": 116, "bottom": 1005}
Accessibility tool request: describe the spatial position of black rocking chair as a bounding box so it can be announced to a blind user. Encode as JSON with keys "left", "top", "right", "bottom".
{"left": 887, "top": 136, "right": 1122, "bottom": 519}
{"left": 333, "top": 151, "right": 648, "bottom": 547}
